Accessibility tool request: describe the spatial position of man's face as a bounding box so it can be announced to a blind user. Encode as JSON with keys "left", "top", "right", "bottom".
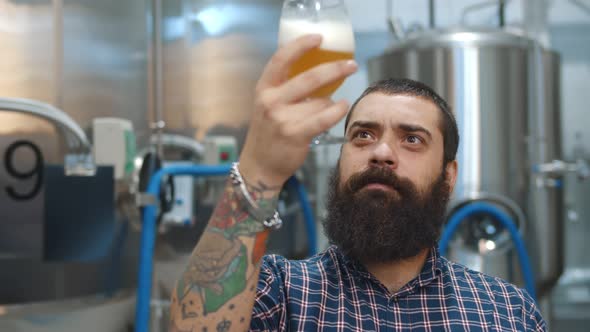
{"left": 340, "top": 93, "right": 451, "bottom": 196}
{"left": 322, "top": 93, "right": 458, "bottom": 264}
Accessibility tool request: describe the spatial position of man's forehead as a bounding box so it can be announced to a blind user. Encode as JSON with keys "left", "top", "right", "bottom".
{"left": 347, "top": 93, "right": 441, "bottom": 132}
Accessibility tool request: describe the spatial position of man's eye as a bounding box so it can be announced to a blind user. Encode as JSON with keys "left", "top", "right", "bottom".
{"left": 354, "top": 130, "right": 372, "bottom": 139}
{"left": 405, "top": 135, "right": 422, "bottom": 144}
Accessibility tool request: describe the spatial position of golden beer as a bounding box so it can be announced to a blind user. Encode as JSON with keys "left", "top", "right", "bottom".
{"left": 279, "top": 19, "right": 355, "bottom": 98}
{"left": 288, "top": 48, "right": 354, "bottom": 97}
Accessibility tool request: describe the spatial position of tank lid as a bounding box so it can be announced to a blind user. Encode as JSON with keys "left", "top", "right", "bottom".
{"left": 385, "top": 27, "right": 535, "bottom": 51}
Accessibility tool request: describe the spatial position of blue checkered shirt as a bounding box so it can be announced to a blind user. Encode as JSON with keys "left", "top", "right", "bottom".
{"left": 251, "top": 246, "right": 545, "bottom": 331}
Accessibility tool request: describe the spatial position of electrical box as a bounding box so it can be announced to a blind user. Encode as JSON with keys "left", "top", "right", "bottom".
{"left": 203, "top": 136, "right": 237, "bottom": 165}
{"left": 161, "top": 161, "right": 195, "bottom": 229}
{"left": 92, "top": 118, "right": 136, "bottom": 180}
{"left": 200, "top": 136, "right": 238, "bottom": 206}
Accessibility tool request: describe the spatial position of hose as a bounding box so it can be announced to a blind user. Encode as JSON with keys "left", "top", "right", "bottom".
{"left": 149, "top": 133, "right": 205, "bottom": 160}
{"left": 0, "top": 97, "right": 91, "bottom": 152}
{"left": 135, "top": 166, "right": 318, "bottom": 331}
{"left": 287, "top": 176, "right": 318, "bottom": 257}
{"left": 438, "top": 201, "right": 537, "bottom": 302}
{"left": 135, "top": 164, "right": 232, "bottom": 332}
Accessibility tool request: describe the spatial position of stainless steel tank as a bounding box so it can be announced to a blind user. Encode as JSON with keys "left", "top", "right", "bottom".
{"left": 0, "top": 0, "right": 149, "bottom": 329}
{"left": 157, "top": 0, "right": 281, "bottom": 146}
{"left": 368, "top": 28, "right": 563, "bottom": 298}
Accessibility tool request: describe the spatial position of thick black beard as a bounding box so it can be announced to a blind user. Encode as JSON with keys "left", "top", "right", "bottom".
{"left": 322, "top": 165, "right": 450, "bottom": 265}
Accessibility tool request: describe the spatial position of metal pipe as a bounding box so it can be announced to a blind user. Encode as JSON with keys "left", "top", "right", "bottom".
{"left": 499, "top": 0, "right": 506, "bottom": 27}
{"left": 428, "top": 0, "right": 435, "bottom": 29}
{"left": 0, "top": 98, "right": 95, "bottom": 175}
{"left": 151, "top": 0, "right": 165, "bottom": 159}
{"left": 149, "top": 134, "right": 205, "bottom": 160}
{"left": 461, "top": 0, "right": 510, "bottom": 25}
{"left": 0, "top": 98, "right": 91, "bottom": 152}
{"left": 385, "top": 0, "right": 404, "bottom": 40}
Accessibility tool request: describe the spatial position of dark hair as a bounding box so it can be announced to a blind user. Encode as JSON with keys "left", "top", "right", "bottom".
{"left": 344, "top": 78, "right": 459, "bottom": 165}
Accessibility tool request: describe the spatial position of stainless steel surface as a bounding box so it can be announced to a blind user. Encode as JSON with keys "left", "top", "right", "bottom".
{"left": 0, "top": 0, "right": 151, "bottom": 144}
{"left": 527, "top": 44, "right": 564, "bottom": 297}
{"left": 0, "top": 289, "right": 134, "bottom": 332}
{"left": 151, "top": 0, "right": 165, "bottom": 158}
{"left": 0, "top": 0, "right": 149, "bottom": 323}
{"left": 548, "top": 23, "right": 590, "bottom": 329}
{"left": 1, "top": 0, "right": 151, "bottom": 165}
{"left": 159, "top": 0, "right": 280, "bottom": 146}
{"left": 0, "top": 0, "right": 55, "bottom": 103}
{"left": 60, "top": 0, "right": 150, "bottom": 144}
{"left": 368, "top": 28, "right": 563, "bottom": 296}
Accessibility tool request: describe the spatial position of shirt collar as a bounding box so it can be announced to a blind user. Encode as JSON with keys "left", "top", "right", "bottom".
{"left": 413, "top": 246, "right": 443, "bottom": 288}
{"left": 332, "top": 246, "right": 443, "bottom": 292}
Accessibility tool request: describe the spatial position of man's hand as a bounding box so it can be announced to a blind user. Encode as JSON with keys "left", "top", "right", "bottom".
{"left": 239, "top": 34, "right": 358, "bottom": 188}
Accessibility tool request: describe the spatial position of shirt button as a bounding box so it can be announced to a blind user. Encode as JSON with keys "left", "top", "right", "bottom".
{"left": 392, "top": 296, "right": 399, "bottom": 303}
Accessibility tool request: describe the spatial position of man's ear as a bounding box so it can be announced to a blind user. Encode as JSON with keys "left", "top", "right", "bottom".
{"left": 445, "top": 160, "right": 458, "bottom": 194}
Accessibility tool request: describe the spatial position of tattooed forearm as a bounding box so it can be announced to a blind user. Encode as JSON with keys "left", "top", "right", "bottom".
{"left": 246, "top": 179, "right": 282, "bottom": 201}
{"left": 170, "top": 177, "right": 280, "bottom": 330}
{"left": 210, "top": 178, "right": 281, "bottom": 230}
{"left": 216, "top": 319, "right": 232, "bottom": 332}
{"left": 169, "top": 319, "right": 194, "bottom": 332}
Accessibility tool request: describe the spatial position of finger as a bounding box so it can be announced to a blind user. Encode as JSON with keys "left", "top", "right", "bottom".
{"left": 275, "top": 60, "right": 357, "bottom": 104}
{"left": 273, "top": 98, "right": 334, "bottom": 121}
{"left": 294, "top": 100, "right": 350, "bottom": 139}
{"left": 257, "top": 34, "right": 322, "bottom": 90}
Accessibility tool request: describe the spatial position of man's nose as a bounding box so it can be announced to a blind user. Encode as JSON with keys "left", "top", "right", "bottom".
{"left": 369, "top": 141, "right": 398, "bottom": 169}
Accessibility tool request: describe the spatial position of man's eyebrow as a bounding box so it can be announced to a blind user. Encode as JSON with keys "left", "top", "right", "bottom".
{"left": 397, "top": 123, "right": 433, "bottom": 140}
{"left": 347, "top": 121, "right": 381, "bottom": 133}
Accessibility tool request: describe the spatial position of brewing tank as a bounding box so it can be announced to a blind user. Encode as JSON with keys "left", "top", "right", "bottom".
{"left": 368, "top": 28, "right": 563, "bottom": 297}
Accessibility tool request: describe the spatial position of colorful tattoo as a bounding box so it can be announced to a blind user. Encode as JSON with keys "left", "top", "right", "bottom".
{"left": 175, "top": 178, "right": 278, "bottom": 317}
{"left": 252, "top": 231, "right": 269, "bottom": 263}
{"left": 169, "top": 319, "right": 194, "bottom": 332}
{"left": 216, "top": 319, "right": 232, "bottom": 332}
{"left": 181, "top": 303, "right": 198, "bottom": 320}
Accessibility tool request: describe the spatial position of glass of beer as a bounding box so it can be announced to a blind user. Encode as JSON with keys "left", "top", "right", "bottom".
{"left": 279, "top": 0, "right": 355, "bottom": 145}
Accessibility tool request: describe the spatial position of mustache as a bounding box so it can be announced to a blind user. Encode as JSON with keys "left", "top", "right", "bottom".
{"left": 344, "top": 166, "right": 415, "bottom": 196}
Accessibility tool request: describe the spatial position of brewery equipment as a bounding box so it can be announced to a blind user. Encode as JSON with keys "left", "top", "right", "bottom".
{"left": 368, "top": 27, "right": 588, "bottom": 299}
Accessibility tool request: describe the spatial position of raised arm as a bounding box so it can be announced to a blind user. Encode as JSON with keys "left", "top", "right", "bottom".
{"left": 169, "top": 34, "right": 357, "bottom": 332}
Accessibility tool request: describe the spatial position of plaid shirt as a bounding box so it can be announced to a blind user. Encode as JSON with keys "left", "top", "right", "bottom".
{"left": 251, "top": 246, "right": 545, "bottom": 331}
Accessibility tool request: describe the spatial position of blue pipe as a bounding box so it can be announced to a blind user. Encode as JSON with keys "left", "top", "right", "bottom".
{"left": 439, "top": 201, "right": 537, "bottom": 302}
{"left": 287, "top": 176, "right": 318, "bottom": 257}
{"left": 135, "top": 165, "right": 318, "bottom": 331}
{"left": 135, "top": 164, "right": 231, "bottom": 332}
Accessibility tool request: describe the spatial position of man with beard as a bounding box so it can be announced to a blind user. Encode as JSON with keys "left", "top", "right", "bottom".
{"left": 170, "top": 35, "right": 545, "bottom": 331}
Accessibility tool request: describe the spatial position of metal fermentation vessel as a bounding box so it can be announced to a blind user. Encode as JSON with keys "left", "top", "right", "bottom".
{"left": 368, "top": 28, "right": 563, "bottom": 298}
{"left": 0, "top": 1, "right": 299, "bottom": 331}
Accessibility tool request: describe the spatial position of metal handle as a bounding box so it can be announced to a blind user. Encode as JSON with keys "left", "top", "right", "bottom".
{"left": 533, "top": 159, "right": 590, "bottom": 180}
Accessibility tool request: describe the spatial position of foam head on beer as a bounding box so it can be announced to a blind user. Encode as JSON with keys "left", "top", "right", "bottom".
{"left": 279, "top": 19, "right": 355, "bottom": 97}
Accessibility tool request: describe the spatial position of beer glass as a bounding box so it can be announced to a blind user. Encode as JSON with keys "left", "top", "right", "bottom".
{"left": 279, "top": 0, "right": 355, "bottom": 145}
